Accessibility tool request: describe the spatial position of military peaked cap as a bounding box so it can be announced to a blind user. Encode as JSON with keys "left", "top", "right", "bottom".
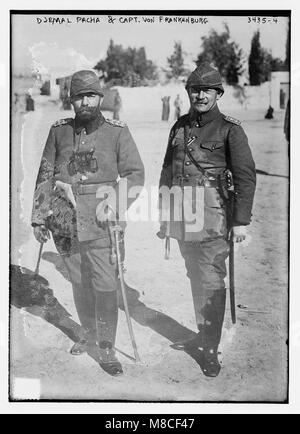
{"left": 186, "top": 62, "right": 224, "bottom": 94}
{"left": 70, "top": 70, "right": 104, "bottom": 98}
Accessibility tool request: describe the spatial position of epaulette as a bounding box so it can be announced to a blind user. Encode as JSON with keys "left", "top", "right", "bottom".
{"left": 105, "top": 118, "right": 126, "bottom": 128}
{"left": 52, "top": 118, "right": 73, "bottom": 127}
{"left": 223, "top": 115, "right": 241, "bottom": 126}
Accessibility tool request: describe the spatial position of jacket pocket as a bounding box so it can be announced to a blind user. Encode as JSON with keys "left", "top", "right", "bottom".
{"left": 200, "top": 141, "right": 224, "bottom": 151}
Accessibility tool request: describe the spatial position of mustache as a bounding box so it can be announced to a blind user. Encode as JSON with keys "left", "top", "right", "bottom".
{"left": 76, "top": 106, "right": 100, "bottom": 121}
{"left": 77, "top": 107, "right": 95, "bottom": 114}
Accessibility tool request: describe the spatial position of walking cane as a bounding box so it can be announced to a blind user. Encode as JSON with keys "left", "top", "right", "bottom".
{"left": 107, "top": 214, "right": 142, "bottom": 363}
{"left": 34, "top": 242, "right": 44, "bottom": 276}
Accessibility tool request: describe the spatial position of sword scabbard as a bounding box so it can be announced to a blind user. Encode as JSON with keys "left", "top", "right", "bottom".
{"left": 229, "top": 235, "right": 236, "bottom": 324}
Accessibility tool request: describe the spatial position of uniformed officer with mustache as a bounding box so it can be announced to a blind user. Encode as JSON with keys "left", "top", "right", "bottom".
{"left": 158, "top": 63, "right": 256, "bottom": 377}
{"left": 32, "top": 70, "right": 145, "bottom": 376}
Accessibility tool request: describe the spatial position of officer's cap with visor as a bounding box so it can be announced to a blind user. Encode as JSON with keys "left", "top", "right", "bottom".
{"left": 70, "top": 70, "right": 104, "bottom": 99}
{"left": 186, "top": 62, "right": 224, "bottom": 95}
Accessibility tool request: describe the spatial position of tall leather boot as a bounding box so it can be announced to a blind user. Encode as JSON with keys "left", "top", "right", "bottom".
{"left": 95, "top": 291, "right": 123, "bottom": 376}
{"left": 70, "top": 283, "right": 97, "bottom": 356}
{"left": 198, "top": 289, "right": 226, "bottom": 377}
{"left": 172, "top": 289, "right": 226, "bottom": 377}
{"left": 63, "top": 254, "right": 97, "bottom": 356}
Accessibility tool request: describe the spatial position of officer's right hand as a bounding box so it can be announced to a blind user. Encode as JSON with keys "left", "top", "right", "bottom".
{"left": 231, "top": 225, "right": 247, "bottom": 243}
{"left": 33, "top": 225, "right": 50, "bottom": 244}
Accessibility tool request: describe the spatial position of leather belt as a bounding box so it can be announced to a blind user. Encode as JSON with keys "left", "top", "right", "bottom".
{"left": 173, "top": 175, "right": 219, "bottom": 188}
{"left": 72, "top": 181, "right": 117, "bottom": 195}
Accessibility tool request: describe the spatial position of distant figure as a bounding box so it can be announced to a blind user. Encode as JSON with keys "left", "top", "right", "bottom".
{"left": 265, "top": 105, "right": 274, "bottom": 119}
{"left": 25, "top": 93, "right": 35, "bottom": 111}
{"left": 284, "top": 98, "right": 290, "bottom": 145}
{"left": 40, "top": 80, "right": 51, "bottom": 96}
{"left": 113, "top": 91, "right": 122, "bottom": 120}
{"left": 56, "top": 76, "right": 72, "bottom": 110}
{"left": 161, "top": 96, "right": 170, "bottom": 121}
{"left": 280, "top": 89, "right": 286, "bottom": 109}
{"left": 62, "top": 82, "right": 71, "bottom": 110}
{"left": 233, "top": 84, "right": 248, "bottom": 109}
{"left": 14, "top": 93, "right": 19, "bottom": 106}
{"left": 174, "top": 94, "right": 183, "bottom": 120}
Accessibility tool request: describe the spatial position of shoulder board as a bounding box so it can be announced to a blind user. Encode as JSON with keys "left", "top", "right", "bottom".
{"left": 105, "top": 118, "right": 126, "bottom": 128}
{"left": 52, "top": 118, "right": 73, "bottom": 127}
{"left": 223, "top": 115, "right": 241, "bottom": 126}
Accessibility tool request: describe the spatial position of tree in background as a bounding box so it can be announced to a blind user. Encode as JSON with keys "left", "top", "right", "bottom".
{"left": 249, "top": 30, "right": 287, "bottom": 85}
{"left": 94, "top": 39, "right": 157, "bottom": 87}
{"left": 166, "top": 42, "right": 187, "bottom": 80}
{"left": 248, "top": 31, "right": 265, "bottom": 85}
{"left": 195, "top": 24, "right": 244, "bottom": 85}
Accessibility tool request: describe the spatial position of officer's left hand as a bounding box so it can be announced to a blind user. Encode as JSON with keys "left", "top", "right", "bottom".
{"left": 231, "top": 225, "right": 247, "bottom": 243}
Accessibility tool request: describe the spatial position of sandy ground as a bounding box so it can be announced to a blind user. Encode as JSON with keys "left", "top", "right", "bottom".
{"left": 10, "top": 80, "right": 288, "bottom": 402}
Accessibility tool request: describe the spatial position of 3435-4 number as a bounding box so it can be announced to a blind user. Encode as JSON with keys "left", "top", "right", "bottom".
{"left": 248, "top": 17, "right": 278, "bottom": 24}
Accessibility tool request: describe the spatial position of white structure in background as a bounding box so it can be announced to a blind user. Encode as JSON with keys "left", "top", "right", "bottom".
{"left": 270, "top": 71, "right": 289, "bottom": 110}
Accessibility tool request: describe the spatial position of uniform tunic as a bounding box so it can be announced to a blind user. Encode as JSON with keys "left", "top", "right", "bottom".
{"left": 32, "top": 114, "right": 144, "bottom": 324}
{"left": 32, "top": 113, "right": 144, "bottom": 244}
{"left": 159, "top": 104, "right": 256, "bottom": 327}
{"left": 159, "top": 104, "right": 256, "bottom": 242}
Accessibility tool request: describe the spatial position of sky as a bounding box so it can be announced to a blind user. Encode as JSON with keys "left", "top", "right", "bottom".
{"left": 11, "top": 12, "right": 289, "bottom": 78}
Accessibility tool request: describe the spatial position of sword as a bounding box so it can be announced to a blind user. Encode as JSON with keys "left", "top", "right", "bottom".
{"left": 226, "top": 173, "right": 236, "bottom": 325}
{"left": 229, "top": 233, "right": 236, "bottom": 324}
{"left": 107, "top": 211, "right": 141, "bottom": 363}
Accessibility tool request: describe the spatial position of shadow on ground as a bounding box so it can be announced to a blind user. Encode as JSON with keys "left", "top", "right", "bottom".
{"left": 10, "top": 257, "right": 202, "bottom": 373}
{"left": 10, "top": 264, "right": 102, "bottom": 368}
{"left": 256, "top": 168, "right": 288, "bottom": 179}
{"left": 41, "top": 251, "right": 197, "bottom": 344}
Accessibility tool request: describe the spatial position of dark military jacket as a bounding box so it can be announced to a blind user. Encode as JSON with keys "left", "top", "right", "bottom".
{"left": 32, "top": 113, "right": 145, "bottom": 250}
{"left": 159, "top": 104, "right": 256, "bottom": 242}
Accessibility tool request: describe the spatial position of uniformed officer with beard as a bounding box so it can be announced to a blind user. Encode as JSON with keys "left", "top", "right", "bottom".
{"left": 32, "top": 70, "right": 144, "bottom": 376}
{"left": 158, "top": 63, "right": 256, "bottom": 377}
